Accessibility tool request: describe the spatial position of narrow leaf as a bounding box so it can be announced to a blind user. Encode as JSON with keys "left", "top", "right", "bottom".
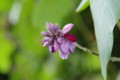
{"left": 90, "top": 0, "right": 120, "bottom": 80}
{"left": 76, "top": 0, "right": 90, "bottom": 12}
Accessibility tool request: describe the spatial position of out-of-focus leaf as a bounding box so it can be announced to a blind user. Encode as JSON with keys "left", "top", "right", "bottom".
{"left": 32, "top": 0, "right": 72, "bottom": 28}
{"left": 0, "top": 31, "right": 14, "bottom": 73}
{"left": 76, "top": 0, "right": 90, "bottom": 12}
{"left": 8, "top": 1, "right": 22, "bottom": 25}
{"left": 0, "top": 0, "right": 14, "bottom": 12}
{"left": 39, "top": 58, "right": 56, "bottom": 80}
{"left": 116, "top": 72, "right": 120, "bottom": 80}
{"left": 13, "top": 0, "right": 46, "bottom": 56}
{"left": 90, "top": 0, "right": 120, "bottom": 80}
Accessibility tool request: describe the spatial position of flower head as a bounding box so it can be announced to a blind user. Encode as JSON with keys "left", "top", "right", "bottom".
{"left": 41, "top": 22, "right": 77, "bottom": 59}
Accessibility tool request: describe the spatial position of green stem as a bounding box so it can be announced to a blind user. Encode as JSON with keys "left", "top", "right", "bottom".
{"left": 76, "top": 43, "right": 120, "bottom": 62}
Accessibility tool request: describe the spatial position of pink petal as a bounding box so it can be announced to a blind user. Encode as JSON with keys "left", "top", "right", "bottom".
{"left": 62, "top": 24, "right": 74, "bottom": 34}
{"left": 49, "top": 45, "right": 55, "bottom": 53}
{"left": 46, "top": 22, "right": 58, "bottom": 32}
{"left": 69, "top": 42, "right": 76, "bottom": 53}
{"left": 43, "top": 41, "right": 49, "bottom": 46}
{"left": 59, "top": 50, "right": 69, "bottom": 59}
{"left": 60, "top": 39, "right": 76, "bottom": 54}
{"left": 46, "top": 22, "right": 52, "bottom": 32}
{"left": 60, "top": 39, "right": 69, "bottom": 53}
{"left": 41, "top": 32, "right": 50, "bottom": 37}
{"left": 54, "top": 40, "right": 59, "bottom": 51}
{"left": 58, "top": 39, "right": 70, "bottom": 59}
{"left": 57, "top": 37, "right": 63, "bottom": 43}
{"left": 41, "top": 37, "right": 49, "bottom": 46}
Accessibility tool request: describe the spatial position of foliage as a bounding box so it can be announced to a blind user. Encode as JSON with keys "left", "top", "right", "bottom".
{"left": 76, "top": 0, "right": 89, "bottom": 12}
{"left": 77, "top": 0, "right": 120, "bottom": 80}
{"left": 0, "top": 0, "right": 120, "bottom": 80}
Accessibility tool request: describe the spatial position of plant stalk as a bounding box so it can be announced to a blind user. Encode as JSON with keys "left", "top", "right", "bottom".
{"left": 76, "top": 43, "right": 120, "bottom": 62}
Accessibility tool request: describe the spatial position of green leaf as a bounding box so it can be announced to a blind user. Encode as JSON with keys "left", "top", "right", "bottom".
{"left": 90, "top": 0, "right": 120, "bottom": 80}
{"left": 0, "top": 0, "right": 14, "bottom": 12}
{"left": 76, "top": 0, "right": 90, "bottom": 12}
{"left": 0, "top": 31, "right": 14, "bottom": 73}
{"left": 116, "top": 72, "right": 120, "bottom": 80}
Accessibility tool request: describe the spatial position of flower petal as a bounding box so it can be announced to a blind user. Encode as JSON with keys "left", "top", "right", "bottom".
{"left": 69, "top": 42, "right": 76, "bottom": 53}
{"left": 46, "top": 22, "right": 58, "bottom": 32}
{"left": 54, "top": 40, "right": 59, "bottom": 51}
{"left": 62, "top": 24, "right": 74, "bottom": 34}
{"left": 41, "top": 32, "right": 50, "bottom": 37}
{"left": 43, "top": 41, "right": 49, "bottom": 46}
{"left": 49, "top": 45, "right": 55, "bottom": 53}
{"left": 41, "top": 37, "right": 53, "bottom": 46}
{"left": 60, "top": 39, "right": 69, "bottom": 53}
{"left": 58, "top": 39, "right": 70, "bottom": 59}
{"left": 40, "top": 37, "right": 49, "bottom": 46}
{"left": 57, "top": 37, "right": 63, "bottom": 43}
{"left": 59, "top": 50, "right": 69, "bottom": 59}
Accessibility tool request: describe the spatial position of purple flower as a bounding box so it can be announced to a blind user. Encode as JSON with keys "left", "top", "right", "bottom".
{"left": 41, "top": 22, "right": 77, "bottom": 59}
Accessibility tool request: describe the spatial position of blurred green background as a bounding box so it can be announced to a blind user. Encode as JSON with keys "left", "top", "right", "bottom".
{"left": 0, "top": 0, "right": 120, "bottom": 80}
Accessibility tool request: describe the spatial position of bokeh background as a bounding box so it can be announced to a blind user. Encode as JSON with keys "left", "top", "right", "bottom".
{"left": 0, "top": 0, "right": 120, "bottom": 80}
